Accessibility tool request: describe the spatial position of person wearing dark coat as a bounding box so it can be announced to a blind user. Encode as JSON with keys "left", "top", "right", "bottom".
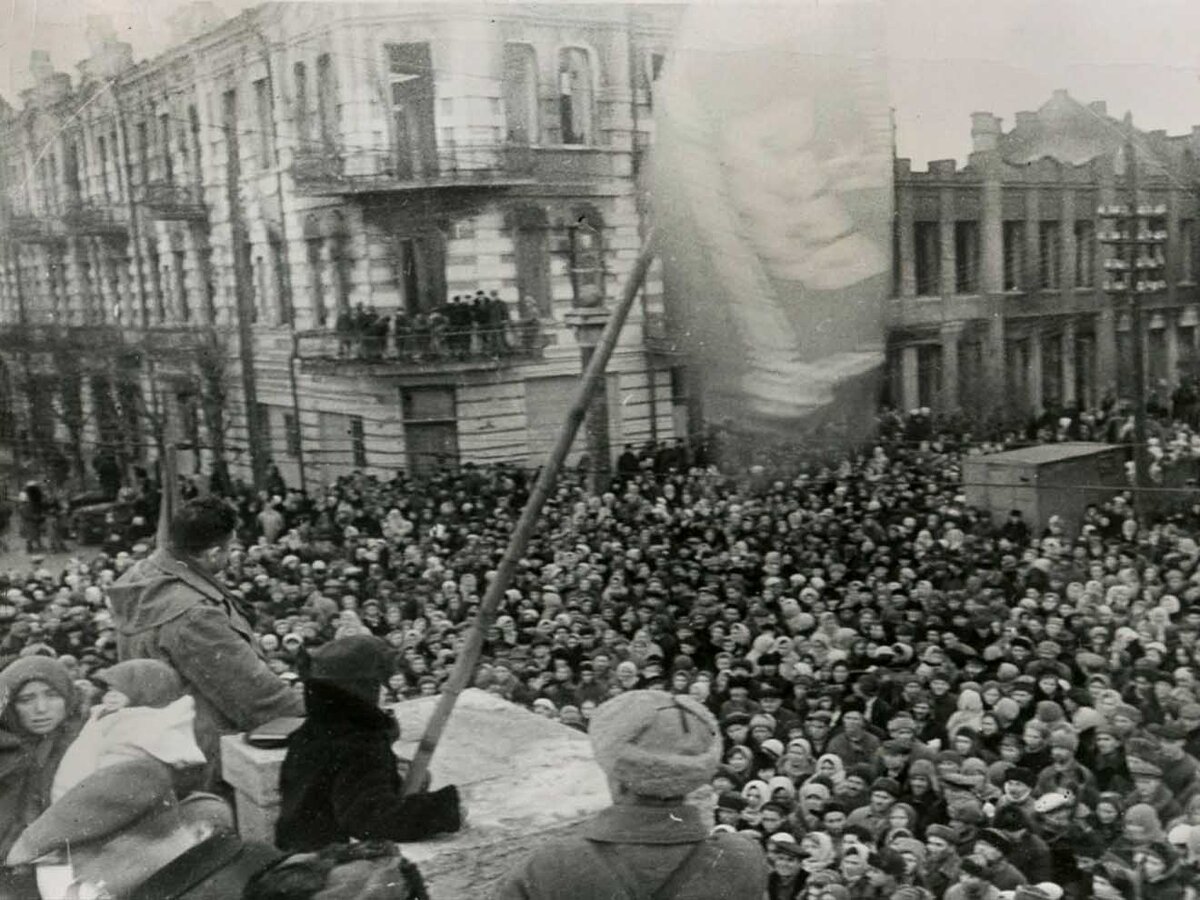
{"left": 617, "top": 444, "right": 641, "bottom": 477}
{"left": 275, "top": 635, "right": 463, "bottom": 852}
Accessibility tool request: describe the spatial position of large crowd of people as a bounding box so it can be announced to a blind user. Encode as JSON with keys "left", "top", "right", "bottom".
{"left": 6, "top": 408, "right": 1200, "bottom": 897}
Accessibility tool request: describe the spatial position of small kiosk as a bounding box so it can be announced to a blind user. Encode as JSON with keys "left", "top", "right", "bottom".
{"left": 961, "top": 442, "right": 1127, "bottom": 536}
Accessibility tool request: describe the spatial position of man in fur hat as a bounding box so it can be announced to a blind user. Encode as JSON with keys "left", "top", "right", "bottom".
{"left": 495, "top": 689, "right": 767, "bottom": 898}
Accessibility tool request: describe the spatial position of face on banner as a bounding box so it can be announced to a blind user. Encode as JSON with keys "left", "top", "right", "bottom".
{"left": 653, "top": 1, "right": 891, "bottom": 434}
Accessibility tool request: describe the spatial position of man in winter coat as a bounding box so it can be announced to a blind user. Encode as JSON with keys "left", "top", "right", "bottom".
{"left": 274, "top": 634, "right": 464, "bottom": 851}
{"left": 107, "top": 496, "right": 304, "bottom": 789}
{"left": 922, "top": 824, "right": 962, "bottom": 899}
{"left": 495, "top": 689, "right": 767, "bottom": 899}
{"left": 972, "top": 829, "right": 1027, "bottom": 890}
{"left": 990, "top": 805, "right": 1052, "bottom": 884}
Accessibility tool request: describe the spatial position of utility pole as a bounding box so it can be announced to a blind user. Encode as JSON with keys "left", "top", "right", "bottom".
{"left": 222, "top": 89, "right": 269, "bottom": 490}
{"left": 255, "top": 17, "right": 306, "bottom": 493}
{"left": 1099, "top": 113, "right": 1167, "bottom": 519}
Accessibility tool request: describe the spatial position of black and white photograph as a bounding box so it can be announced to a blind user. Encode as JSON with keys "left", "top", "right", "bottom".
{"left": 2, "top": 0, "right": 1200, "bottom": 897}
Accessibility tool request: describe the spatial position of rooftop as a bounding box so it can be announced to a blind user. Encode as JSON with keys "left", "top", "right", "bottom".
{"left": 967, "top": 442, "right": 1124, "bottom": 466}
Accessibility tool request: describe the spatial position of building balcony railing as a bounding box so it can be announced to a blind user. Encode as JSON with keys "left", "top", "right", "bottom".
{"left": 643, "top": 311, "right": 682, "bottom": 356}
{"left": 0, "top": 322, "right": 124, "bottom": 354}
{"left": 510, "top": 144, "right": 634, "bottom": 183}
{"left": 7, "top": 212, "right": 65, "bottom": 244}
{"left": 133, "top": 323, "right": 220, "bottom": 357}
{"left": 62, "top": 200, "right": 129, "bottom": 237}
{"left": 291, "top": 143, "right": 537, "bottom": 197}
{"left": 141, "top": 182, "right": 208, "bottom": 221}
{"left": 295, "top": 321, "right": 547, "bottom": 375}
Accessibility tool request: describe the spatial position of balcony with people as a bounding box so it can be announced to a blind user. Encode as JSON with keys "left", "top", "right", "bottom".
{"left": 295, "top": 292, "right": 547, "bottom": 377}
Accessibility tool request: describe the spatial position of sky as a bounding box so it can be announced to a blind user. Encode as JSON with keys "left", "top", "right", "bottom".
{"left": 2, "top": 0, "right": 1200, "bottom": 167}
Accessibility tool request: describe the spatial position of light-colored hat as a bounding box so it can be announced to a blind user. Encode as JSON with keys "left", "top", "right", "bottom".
{"left": 589, "top": 690, "right": 720, "bottom": 798}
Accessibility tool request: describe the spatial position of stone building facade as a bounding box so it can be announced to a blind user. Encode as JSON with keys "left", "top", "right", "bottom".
{"left": 888, "top": 90, "right": 1200, "bottom": 424}
{"left": 0, "top": 3, "right": 684, "bottom": 488}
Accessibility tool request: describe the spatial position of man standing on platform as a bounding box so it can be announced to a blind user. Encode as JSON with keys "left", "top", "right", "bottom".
{"left": 108, "top": 496, "right": 304, "bottom": 789}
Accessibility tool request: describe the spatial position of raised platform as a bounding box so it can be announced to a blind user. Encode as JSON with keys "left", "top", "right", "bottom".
{"left": 221, "top": 688, "right": 613, "bottom": 895}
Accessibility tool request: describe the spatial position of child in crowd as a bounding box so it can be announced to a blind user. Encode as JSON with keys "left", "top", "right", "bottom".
{"left": 51, "top": 659, "right": 206, "bottom": 801}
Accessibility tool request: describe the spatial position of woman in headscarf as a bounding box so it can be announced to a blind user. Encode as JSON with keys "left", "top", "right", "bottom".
{"left": 882, "top": 802, "right": 921, "bottom": 843}
{"left": 0, "top": 657, "right": 83, "bottom": 896}
{"left": 798, "top": 831, "right": 837, "bottom": 883}
{"left": 811, "top": 753, "right": 847, "bottom": 788}
{"left": 976, "top": 713, "right": 1005, "bottom": 757}
{"left": 1092, "top": 792, "right": 1126, "bottom": 849}
{"left": 725, "top": 744, "right": 756, "bottom": 785}
{"left": 768, "top": 774, "right": 798, "bottom": 807}
{"left": 777, "top": 739, "right": 815, "bottom": 785}
{"left": 741, "top": 778, "right": 771, "bottom": 826}
{"left": 945, "top": 689, "right": 986, "bottom": 741}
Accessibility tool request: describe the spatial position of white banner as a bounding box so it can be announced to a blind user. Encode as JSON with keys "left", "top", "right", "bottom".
{"left": 653, "top": 1, "right": 892, "bottom": 433}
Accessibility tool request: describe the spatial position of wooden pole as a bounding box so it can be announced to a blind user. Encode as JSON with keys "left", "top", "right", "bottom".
{"left": 401, "top": 233, "right": 657, "bottom": 798}
{"left": 155, "top": 443, "right": 180, "bottom": 549}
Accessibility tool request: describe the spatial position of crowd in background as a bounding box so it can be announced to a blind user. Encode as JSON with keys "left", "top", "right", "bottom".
{"left": 7, "top": 410, "right": 1200, "bottom": 897}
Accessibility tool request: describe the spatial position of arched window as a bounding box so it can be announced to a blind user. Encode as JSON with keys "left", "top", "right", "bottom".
{"left": 503, "top": 44, "right": 539, "bottom": 146}
{"left": 508, "top": 205, "right": 551, "bottom": 317}
{"left": 558, "top": 47, "right": 594, "bottom": 146}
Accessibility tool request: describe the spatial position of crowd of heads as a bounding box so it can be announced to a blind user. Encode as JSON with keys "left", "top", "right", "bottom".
{"left": 7, "top": 416, "right": 1200, "bottom": 897}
